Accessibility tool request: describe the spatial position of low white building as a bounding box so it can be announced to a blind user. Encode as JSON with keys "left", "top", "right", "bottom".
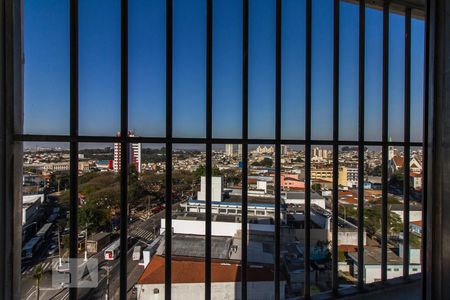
{"left": 282, "top": 191, "right": 326, "bottom": 209}
{"left": 197, "top": 176, "right": 223, "bottom": 202}
{"left": 348, "top": 246, "right": 421, "bottom": 283}
{"left": 22, "top": 194, "right": 45, "bottom": 225}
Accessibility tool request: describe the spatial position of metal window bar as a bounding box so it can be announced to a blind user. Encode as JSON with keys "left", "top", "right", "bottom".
{"left": 119, "top": 0, "right": 129, "bottom": 298}
{"left": 165, "top": 0, "right": 173, "bottom": 298}
{"left": 357, "top": 0, "right": 366, "bottom": 290}
{"left": 304, "top": 0, "right": 312, "bottom": 297}
{"left": 205, "top": 0, "right": 213, "bottom": 298}
{"left": 12, "top": 0, "right": 429, "bottom": 299}
{"left": 403, "top": 7, "right": 411, "bottom": 278}
{"left": 275, "top": 0, "right": 282, "bottom": 298}
{"left": 421, "top": 0, "right": 430, "bottom": 297}
{"left": 332, "top": 0, "right": 340, "bottom": 295}
{"left": 381, "top": 0, "right": 390, "bottom": 283}
{"left": 241, "top": 0, "right": 249, "bottom": 299}
{"left": 69, "top": 0, "right": 78, "bottom": 298}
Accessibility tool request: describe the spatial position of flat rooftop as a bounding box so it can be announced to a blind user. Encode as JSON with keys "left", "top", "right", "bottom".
{"left": 172, "top": 211, "right": 274, "bottom": 224}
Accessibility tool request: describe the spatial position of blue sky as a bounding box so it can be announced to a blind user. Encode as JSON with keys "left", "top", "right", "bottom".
{"left": 24, "top": 0, "right": 424, "bottom": 142}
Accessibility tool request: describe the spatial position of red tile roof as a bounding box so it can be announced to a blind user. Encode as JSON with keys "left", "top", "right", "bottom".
{"left": 338, "top": 245, "right": 358, "bottom": 253}
{"left": 137, "top": 256, "right": 278, "bottom": 284}
{"left": 392, "top": 156, "right": 404, "bottom": 168}
{"left": 411, "top": 220, "right": 422, "bottom": 227}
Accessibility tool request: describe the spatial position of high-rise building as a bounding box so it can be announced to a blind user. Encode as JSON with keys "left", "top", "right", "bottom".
{"left": 281, "top": 145, "right": 289, "bottom": 155}
{"left": 225, "top": 144, "right": 234, "bottom": 157}
{"left": 113, "top": 131, "right": 142, "bottom": 173}
{"left": 237, "top": 144, "right": 242, "bottom": 157}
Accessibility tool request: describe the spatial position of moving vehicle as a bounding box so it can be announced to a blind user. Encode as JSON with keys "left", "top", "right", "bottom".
{"left": 36, "top": 223, "right": 53, "bottom": 239}
{"left": 132, "top": 245, "right": 141, "bottom": 261}
{"left": 104, "top": 239, "right": 120, "bottom": 261}
{"left": 22, "top": 236, "right": 43, "bottom": 261}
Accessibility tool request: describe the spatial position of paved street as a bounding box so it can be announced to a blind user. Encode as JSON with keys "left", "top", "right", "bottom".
{"left": 21, "top": 208, "right": 168, "bottom": 300}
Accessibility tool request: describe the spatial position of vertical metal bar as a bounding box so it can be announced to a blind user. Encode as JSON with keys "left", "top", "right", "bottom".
{"left": 205, "top": 0, "right": 212, "bottom": 298}
{"left": 381, "top": 0, "right": 389, "bottom": 283}
{"left": 241, "top": 0, "right": 249, "bottom": 298}
{"left": 274, "top": 0, "right": 281, "bottom": 299}
{"left": 304, "top": 0, "right": 312, "bottom": 297}
{"left": 422, "top": 0, "right": 430, "bottom": 297}
{"left": 119, "top": 0, "right": 129, "bottom": 298}
{"left": 357, "top": 0, "right": 365, "bottom": 290}
{"left": 165, "top": 0, "right": 173, "bottom": 298}
{"left": 69, "top": 0, "right": 78, "bottom": 298}
{"left": 332, "top": 0, "right": 339, "bottom": 294}
{"left": 403, "top": 7, "right": 411, "bottom": 278}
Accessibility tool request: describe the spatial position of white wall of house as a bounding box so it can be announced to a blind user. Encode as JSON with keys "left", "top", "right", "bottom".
{"left": 399, "top": 243, "right": 421, "bottom": 264}
{"left": 136, "top": 281, "right": 286, "bottom": 300}
{"left": 392, "top": 210, "right": 422, "bottom": 223}
{"left": 363, "top": 264, "right": 422, "bottom": 283}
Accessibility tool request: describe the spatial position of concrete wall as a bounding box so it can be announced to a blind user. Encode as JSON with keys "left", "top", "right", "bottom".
{"left": 161, "top": 218, "right": 274, "bottom": 237}
{"left": 136, "top": 281, "right": 286, "bottom": 300}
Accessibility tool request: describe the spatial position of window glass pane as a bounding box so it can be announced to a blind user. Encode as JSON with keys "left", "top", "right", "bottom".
{"left": 363, "top": 146, "right": 382, "bottom": 283}
{"left": 337, "top": 146, "right": 362, "bottom": 286}
{"left": 310, "top": 145, "right": 334, "bottom": 294}
{"left": 170, "top": 144, "right": 206, "bottom": 297}
{"left": 173, "top": 0, "right": 206, "bottom": 138}
{"left": 411, "top": 18, "right": 425, "bottom": 143}
{"left": 339, "top": 2, "right": 359, "bottom": 141}
{"left": 388, "top": 12, "right": 405, "bottom": 142}
{"left": 211, "top": 145, "right": 243, "bottom": 297}
{"left": 24, "top": 0, "right": 69, "bottom": 135}
{"left": 248, "top": 0, "right": 276, "bottom": 139}
{"left": 247, "top": 144, "right": 275, "bottom": 297}
{"left": 128, "top": 0, "right": 166, "bottom": 137}
{"left": 408, "top": 147, "right": 423, "bottom": 274}
{"left": 212, "top": 0, "right": 243, "bottom": 138}
{"left": 311, "top": 0, "right": 333, "bottom": 140}
{"left": 128, "top": 144, "right": 166, "bottom": 294}
{"left": 387, "top": 145, "right": 405, "bottom": 280}
{"left": 281, "top": 145, "right": 306, "bottom": 296}
{"left": 364, "top": 8, "right": 382, "bottom": 141}
{"left": 79, "top": 0, "right": 121, "bottom": 136}
{"left": 281, "top": 0, "right": 306, "bottom": 140}
{"left": 21, "top": 142, "right": 70, "bottom": 299}
{"left": 78, "top": 143, "right": 121, "bottom": 298}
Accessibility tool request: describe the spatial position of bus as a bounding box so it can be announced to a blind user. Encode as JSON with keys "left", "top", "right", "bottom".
{"left": 36, "top": 223, "right": 53, "bottom": 239}
{"left": 104, "top": 239, "right": 121, "bottom": 261}
{"left": 22, "top": 236, "right": 43, "bottom": 261}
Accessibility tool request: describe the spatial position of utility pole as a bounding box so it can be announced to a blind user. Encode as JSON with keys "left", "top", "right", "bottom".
{"left": 102, "top": 265, "right": 112, "bottom": 300}
{"left": 57, "top": 226, "right": 62, "bottom": 267}
{"left": 84, "top": 223, "right": 89, "bottom": 262}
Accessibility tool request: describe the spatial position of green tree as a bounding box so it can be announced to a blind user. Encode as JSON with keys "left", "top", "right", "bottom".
{"left": 79, "top": 200, "right": 110, "bottom": 232}
{"left": 193, "top": 165, "right": 221, "bottom": 179}
{"left": 312, "top": 183, "right": 322, "bottom": 192}
{"left": 251, "top": 158, "right": 273, "bottom": 167}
